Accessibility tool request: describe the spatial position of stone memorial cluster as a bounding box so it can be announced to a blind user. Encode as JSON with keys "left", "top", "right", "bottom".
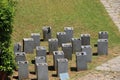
{"left": 14, "top": 26, "right": 108, "bottom": 80}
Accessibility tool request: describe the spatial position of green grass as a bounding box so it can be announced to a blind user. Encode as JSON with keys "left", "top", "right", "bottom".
{"left": 13, "top": 0, "right": 120, "bottom": 46}
{"left": 12, "top": 0, "right": 120, "bottom": 80}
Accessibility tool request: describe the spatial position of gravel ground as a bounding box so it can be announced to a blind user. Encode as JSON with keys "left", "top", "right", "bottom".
{"left": 100, "top": 0, "right": 120, "bottom": 31}
{"left": 77, "top": 56, "right": 120, "bottom": 80}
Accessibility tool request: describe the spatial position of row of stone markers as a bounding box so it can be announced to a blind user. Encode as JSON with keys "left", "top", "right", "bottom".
{"left": 14, "top": 26, "right": 108, "bottom": 80}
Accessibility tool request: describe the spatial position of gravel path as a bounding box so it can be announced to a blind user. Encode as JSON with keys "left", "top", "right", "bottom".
{"left": 100, "top": 0, "right": 120, "bottom": 31}
{"left": 77, "top": 56, "right": 120, "bottom": 80}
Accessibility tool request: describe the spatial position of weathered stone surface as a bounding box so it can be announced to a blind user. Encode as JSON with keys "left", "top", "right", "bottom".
{"left": 57, "top": 58, "right": 68, "bottom": 76}
{"left": 81, "top": 34, "right": 90, "bottom": 45}
{"left": 81, "top": 45, "right": 92, "bottom": 62}
{"left": 53, "top": 51, "right": 64, "bottom": 70}
{"left": 64, "top": 27, "right": 73, "bottom": 42}
{"left": 18, "top": 61, "right": 29, "bottom": 80}
{"left": 57, "top": 32, "right": 67, "bottom": 47}
{"left": 42, "top": 26, "right": 52, "bottom": 41}
{"left": 36, "top": 46, "right": 46, "bottom": 61}
{"left": 98, "top": 31, "right": 108, "bottom": 39}
{"left": 36, "top": 63, "right": 49, "bottom": 80}
{"left": 62, "top": 43, "right": 72, "bottom": 60}
{"left": 15, "top": 52, "right": 26, "bottom": 62}
{"left": 97, "top": 39, "right": 108, "bottom": 55}
{"left": 14, "top": 42, "right": 22, "bottom": 53}
{"left": 48, "top": 38, "right": 58, "bottom": 54}
{"left": 71, "top": 38, "right": 81, "bottom": 53}
{"left": 23, "top": 38, "right": 34, "bottom": 53}
{"left": 76, "top": 52, "right": 88, "bottom": 71}
{"left": 31, "top": 33, "right": 40, "bottom": 48}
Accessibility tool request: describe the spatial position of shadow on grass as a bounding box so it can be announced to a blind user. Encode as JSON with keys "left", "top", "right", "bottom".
{"left": 31, "top": 78, "right": 37, "bottom": 80}
{"left": 48, "top": 66, "right": 54, "bottom": 71}
{"left": 52, "top": 74, "right": 57, "bottom": 77}
{"left": 93, "top": 52, "right": 98, "bottom": 56}
{"left": 13, "top": 76, "right": 18, "bottom": 79}
{"left": 30, "top": 71, "right": 35, "bottom": 75}
{"left": 70, "top": 67, "right": 77, "bottom": 72}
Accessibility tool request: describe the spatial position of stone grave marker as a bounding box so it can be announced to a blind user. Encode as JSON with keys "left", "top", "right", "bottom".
{"left": 23, "top": 38, "right": 34, "bottom": 53}
{"left": 62, "top": 43, "right": 72, "bottom": 60}
{"left": 48, "top": 38, "right": 58, "bottom": 54}
{"left": 57, "top": 58, "right": 68, "bottom": 76}
{"left": 35, "top": 56, "right": 46, "bottom": 74}
{"left": 98, "top": 31, "right": 108, "bottom": 39}
{"left": 97, "top": 39, "right": 108, "bottom": 55}
{"left": 15, "top": 52, "right": 26, "bottom": 62}
{"left": 76, "top": 52, "right": 87, "bottom": 71}
{"left": 81, "top": 45, "right": 92, "bottom": 62}
{"left": 36, "top": 63, "right": 49, "bottom": 80}
{"left": 31, "top": 33, "right": 40, "bottom": 48}
{"left": 64, "top": 27, "right": 73, "bottom": 42}
{"left": 42, "top": 26, "right": 52, "bottom": 41}
{"left": 81, "top": 34, "right": 90, "bottom": 45}
{"left": 18, "top": 61, "right": 29, "bottom": 80}
{"left": 57, "top": 32, "right": 67, "bottom": 47}
{"left": 14, "top": 42, "right": 22, "bottom": 53}
{"left": 53, "top": 51, "right": 64, "bottom": 70}
{"left": 71, "top": 38, "right": 81, "bottom": 53}
{"left": 36, "top": 46, "right": 46, "bottom": 61}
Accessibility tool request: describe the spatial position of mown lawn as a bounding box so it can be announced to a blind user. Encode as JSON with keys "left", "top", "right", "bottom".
{"left": 12, "top": 0, "right": 120, "bottom": 80}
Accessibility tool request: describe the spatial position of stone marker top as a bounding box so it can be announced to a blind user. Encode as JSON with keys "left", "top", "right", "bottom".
{"left": 57, "top": 58, "right": 68, "bottom": 62}
{"left": 76, "top": 52, "right": 87, "bottom": 56}
{"left": 62, "top": 43, "right": 72, "bottom": 47}
{"left": 57, "top": 32, "right": 66, "bottom": 35}
{"left": 15, "top": 52, "right": 26, "bottom": 56}
{"left": 35, "top": 56, "right": 45, "bottom": 60}
{"left": 36, "top": 63, "right": 48, "bottom": 66}
{"left": 23, "top": 38, "right": 34, "bottom": 41}
{"left": 99, "top": 31, "right": 108, "bottom": 34}
{"left": 48, "top": 38, "right": 58, "bottom": 41}
{"left": 71, "top": 38, "right": 81, "bottom": 40}
{"left": 42, "top": 26, "right": 51, "bottom": 30}
{"left": 64, "top": 27, "right": 73, "bottom": 30}
{"left": 81, "top": 34, "right": 90, "bottom": 37}
{"left": 81, "top": 45, "right": 92, "bottom": 48}
{"left": 36, "top": 46, "right": 46, "bottom": 50}
{"left": 18, "top": 61, "right": 28, "bottom": 64}
{"left": 53, "top": 51, "right": 64, "bottom": 55}
{"left": 31, "top": 33, "right": 40, "bottom": 36}
{"left": 98, "top": 39, "right": 108, "bottom": 42}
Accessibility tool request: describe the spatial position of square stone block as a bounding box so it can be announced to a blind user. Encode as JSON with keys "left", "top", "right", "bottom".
{"left": 23, "top": 38, "right": 34, "bottom": 53}
{"left": 53, "top": 51, "right": 64, "bottom": 70}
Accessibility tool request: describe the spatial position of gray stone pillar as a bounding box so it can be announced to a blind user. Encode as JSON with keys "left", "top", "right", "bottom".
{"left": 76, "top": 52, "right": 87, "bottom": 71}
{"left": 23, "top": 38, "right": 34, "bottom": 53}
{"left": 57, "top": 58, "right": 68, "bottom": 76}
{"left": 98, "top": 31, "right": 108, "bottom": 39}
{"left": 81, "top": 34, "right": 90, "bottom": 45}
{"left": 15, "top": 52, "right": 26, "bottom": 62}
{"left": 36, "top": 46, "right": 46, "bottom": 61}
{"left": 64, "top": 27, "right": 73, "bottom": 42}
{"left": 42, "top": 26, "right": 52, "bottom": 41}
{"left": 81, "top": 45, "right": 92, "bottom": 62}
{"left": 36, "top": 63, "right": 49, "bottom": 80}
{"left": 97, "top": 39, "right": 108, "bottom": 55}
{"left": 18, "top": 61, "right": 29, "bottom": 80}
{"left": 53, "top": 51, "right": 64, "bottom": 70}
{"left": 62, "top": 43, "right": 72, "bottom": 60}
{"left": 14, "top": 42, "right": 22, "bottom": 53}
{"left": 71, "top": 38, "right": 81, "bottom": 53}
{"left": 31, "top": 33, "right": 40, "bottom": 48}
{"left": 35, "top": 56, "right": 46, "bottom": 74}
{"left": 57, "top": 32, "right": 67, "bottom": 47}
{"left": 48, "top": 38, "right": 58, "bottom": 54}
